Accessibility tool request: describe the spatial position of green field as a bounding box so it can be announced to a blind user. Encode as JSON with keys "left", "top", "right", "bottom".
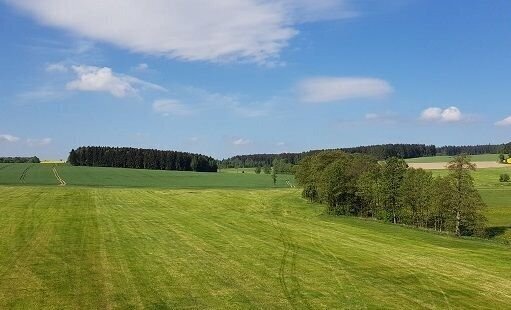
{"left": 406, "top": 154, "right": 500, "bottom": 163}
{"left": 0, "top": 164, "right": 294, "bottom": 188}
{"left": 1, "top": 163, "right": 510, "bottom": 307}
{"left": 0, "top": 186, "right": 510, "bottom": 308}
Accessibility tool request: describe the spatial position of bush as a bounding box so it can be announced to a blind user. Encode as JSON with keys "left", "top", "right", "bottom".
{"left": 499, "top": 174, "right": 510, "bottom": 182}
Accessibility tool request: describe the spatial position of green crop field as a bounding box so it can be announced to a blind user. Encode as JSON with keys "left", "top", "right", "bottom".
{"left": 0, "top": 164, "right": 294, "bottom": 188}
{"left": 406, "top": 154, "right": 500, "bottom": 163}
{"left": 0, "top": 186, "right": 510, "bottom": 308}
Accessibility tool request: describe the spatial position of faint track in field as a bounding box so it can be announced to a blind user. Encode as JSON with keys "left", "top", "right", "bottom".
{"left": 52, "top": 165, "right": 66, "bottom": 186}
{"left": 18, "top": 165, "right": 34, "bottom": 184}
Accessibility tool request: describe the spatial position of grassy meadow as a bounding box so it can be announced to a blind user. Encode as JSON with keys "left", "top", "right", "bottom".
{"left": 0, "top": 186, "right": 510, "bottom": 308}
{"left": 0, "top": 162, "right": 510, "bottom": 307}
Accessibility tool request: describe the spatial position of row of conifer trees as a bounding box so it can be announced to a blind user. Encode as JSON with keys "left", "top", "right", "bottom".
{"left": 68, "top": 146, "right": 218, "bottom": 172}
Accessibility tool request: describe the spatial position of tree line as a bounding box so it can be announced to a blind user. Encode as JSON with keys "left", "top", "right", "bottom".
{"left": 437, "top": 143, "right": 510, "bottom": 156}
{"left": 295, "top": 151, "right": 486, "bottom": 236}
{"left": 68, "top": 146, "right": 218, "bottom": 172}
{"left": 219, "top": 144, "right": 437, "bottom": 169}
{"left": 0, "top": 157, "right": 40, "bottom": 163}
{"left": 220, "top": 142, "right": 511, "bottom": 169}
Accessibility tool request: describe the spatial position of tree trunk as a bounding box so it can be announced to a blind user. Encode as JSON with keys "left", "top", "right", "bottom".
{"left": 455, "top": 210, "right": 461, "bottom": 236}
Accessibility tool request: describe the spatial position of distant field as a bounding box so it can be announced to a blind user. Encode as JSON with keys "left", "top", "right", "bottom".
{"left": 406, "top": 154, "right": 499, "bottom": 163}
{"left": 0, "top": 164, "right": 294, "bottom": 188}
{"left": 0, "top": 186, "right": 509, "bottom": 308}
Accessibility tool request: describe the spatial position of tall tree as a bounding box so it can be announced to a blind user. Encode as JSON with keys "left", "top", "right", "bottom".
{"left": 399, "top": 168, "right": 433, "bottom": 227}
{"left": 381, "top": 157, "right": 408, "bottom": 224}
{"left": 271, "top": 166, "right": 277, "bottom": 185}
{"left": 446, "top": 155, "right": 486, "bottom": 236}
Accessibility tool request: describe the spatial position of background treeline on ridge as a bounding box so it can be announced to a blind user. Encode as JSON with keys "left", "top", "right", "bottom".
{"left": 220, "top": 143, "right": 511, "bottom": 168}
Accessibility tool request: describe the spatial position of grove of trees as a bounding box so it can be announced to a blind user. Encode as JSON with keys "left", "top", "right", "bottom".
{"left": 68, "top": 146, "right": 218, "bottom": 172}
{"left": 295, "top": 151, "right": 487, "bottom": 236}
{"left": 0, "top": 157, "right": 40, "bottom": 163}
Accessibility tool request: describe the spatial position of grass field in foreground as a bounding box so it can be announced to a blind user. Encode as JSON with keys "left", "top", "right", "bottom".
{"left": 406, "top": 154, "right": 499, "bottom": 163}
{"left": 0, "top": 164, "right": 294, "bottom": 188}
{"left": 0, "top": 186, "right": 509, "bottom": 308}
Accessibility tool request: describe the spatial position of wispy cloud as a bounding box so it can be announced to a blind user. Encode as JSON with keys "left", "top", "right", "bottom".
{"left": 7, "top": 0, "right": 356, "bottom": 64}
{"left": 27, "top": 138, "right": 52, "bottom": 147}
{"left": 495, "top": 116, "right": 511, "bottom": 127}
{"left": 45, "top": 62, "right": 68, "bottom": 73}
{"left": 232, "top": 138, "right": 251, "bottom": 146}
{"left": 0, "top": 134, "right": 20, "bottom": 143}
{"left": 297, "top": 77, "right": 393, "bottom": 103}
{"left": 364, "top": 112, "right": 399, "bottom": 124}
{"left": 133, "top": 63, "right": 149, "bottom": 72}
{"left": 153, "top": 99, "right": 193, "bottom": 116}
{"left": 17, "top": 88, "right": 68, "bottom": 102}
{"left": 419, "top": 106, "right": 464, "bottom": 123}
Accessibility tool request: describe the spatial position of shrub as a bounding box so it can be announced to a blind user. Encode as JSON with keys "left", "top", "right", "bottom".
{"left": 499, "top": 174, "right": 510, "bottom": 182}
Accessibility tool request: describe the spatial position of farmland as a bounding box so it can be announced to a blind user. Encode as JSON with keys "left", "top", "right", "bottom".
{"left": 0, "top": 164, "right": 294, "bottom": 189}
{"left": 405, "top": 154, "right": 500, "bottom": 163}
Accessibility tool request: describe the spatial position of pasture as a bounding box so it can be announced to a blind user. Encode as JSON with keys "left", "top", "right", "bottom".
{"left": 0, "top": 186, "right": 510, "bottom": 308}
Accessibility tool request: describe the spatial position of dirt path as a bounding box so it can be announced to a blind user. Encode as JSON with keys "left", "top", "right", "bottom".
{"left": 408, "top": 161, "right": 509, "bottom": 170}
{"left": 52, "top": 166, "right": 66, "bottom": 186}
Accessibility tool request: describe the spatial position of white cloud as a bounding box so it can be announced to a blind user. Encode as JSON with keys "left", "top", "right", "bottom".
{"left": 153, "top": 99, "right": 193, "bottom": 116}
{"left": 66, "top": 65, "right": 165, "bottom": 97}
{"left": 7, "top": 0, "right": 355, "bottom": 64}
{"left": 495, "top": 116, "right": 511, "bottom": 127}
{"left": 27, "top": 138, "right": 52, "bottom": 146}
{"left": 0, "top": 134, "right": 20, "bottom": 143}
{"left": 232, "top": 138, "right": 251, "bottom": 145}
{"left": 420, "top": 106, "right": 463, "bottom": 123}
{"left": 276, "top": 141, "right": 286, "bottom": 146}
{"left": 297, "top": 77, "right": 393, "bottom": 103}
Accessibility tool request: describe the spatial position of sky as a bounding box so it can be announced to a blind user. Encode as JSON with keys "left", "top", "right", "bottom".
{"left": 0, "top": 0, "right": 510, "bottom": 160}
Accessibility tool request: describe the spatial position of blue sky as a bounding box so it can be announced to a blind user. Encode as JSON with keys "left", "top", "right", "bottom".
{"left": 1, "top": 0, "right": 510, "bottom": 159}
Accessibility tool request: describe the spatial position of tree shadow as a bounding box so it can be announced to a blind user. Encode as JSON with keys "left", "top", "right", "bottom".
{"left": 485, "top": 226, "right": 510, "bottom": 238}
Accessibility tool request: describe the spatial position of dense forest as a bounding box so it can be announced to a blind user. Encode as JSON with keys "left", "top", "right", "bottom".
{"left": 295, "top": 151, "right": 486, "bottom": 236}
{"left": 68, "top": 146, "right": 218, "bottom": 172}
{"left": 437, "top": 143, "right": 510, "bottom": 156}
{"left": 0, "top": 157, "right": 40, "bottom": 163}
